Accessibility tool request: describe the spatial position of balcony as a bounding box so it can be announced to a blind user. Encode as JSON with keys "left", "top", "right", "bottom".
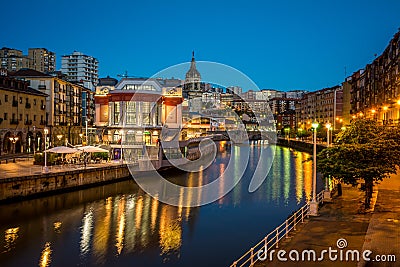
{"left": 12, "top": 100, "right": 18, "bottom": 107}
{"left": 10, "top": 119, "right": 19, "bottom": 125}
{"left": 25, "top": 120, "right": 32, "bottom": 125}
{"left": 25, "top": 103, "right": 31, "bottom": 109}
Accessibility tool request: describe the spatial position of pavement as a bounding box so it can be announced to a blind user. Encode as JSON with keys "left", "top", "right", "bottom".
{"left": 255, "top": 177, "right": 400, "bottom": 267}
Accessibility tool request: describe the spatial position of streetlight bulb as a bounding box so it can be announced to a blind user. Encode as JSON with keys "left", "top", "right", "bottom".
{"left": 312, "top": 122, "right": 319, "bottom": 129}
{"left": 325, "top": 122, "right": 332, "bottom": 129}
{"left": 397, "top": 100, "right": 400, "bottom": 105}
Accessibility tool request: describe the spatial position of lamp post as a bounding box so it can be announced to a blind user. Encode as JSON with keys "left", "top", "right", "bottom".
{"left": 9, "top": 135, "right": 19, "bottom": 162}
{"left": 79, "top": 133, "right": 83, "bottom": 145}
{"left": 43, "top": 128, "right": 49, "bottom": 173}
{"left": 120, "top": 129, "right": 124, "bottom": 164}
{"left": 56, "top": 134, "right": 63, "bottom": 146}
{"left": 324, "top": 122, "right": 332, "bottom": 201}
{"left": 310, "top": 121, "right": 319, "bottom": 216}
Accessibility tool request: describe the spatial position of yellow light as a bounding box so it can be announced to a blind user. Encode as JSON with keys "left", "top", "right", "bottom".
{"left": 325, "top": 122, "right": 332, "bottom": 129}
{"left": 383, "top": 106, "right": 388, "bottom": 111}
{"left": 397, "top": 100, "right": 400, "bottom": 105}
{"left": 371, "top": 109, "right": 376, "bottom": 114}
{"left": 312, "top": 121, "right": 319, "bottom": 129}
{"left": 352, "top": 115, "right": 356, "bottom": 119}
{"left": 359, "top": 112, "right": 364, "bottom": 117}
{"left": 341, "top": 126, "right": 346, "bottom": 131}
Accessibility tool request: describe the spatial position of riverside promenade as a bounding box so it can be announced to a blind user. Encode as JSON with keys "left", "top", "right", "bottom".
{"left": 255, "top": 176, "right": 400, "bottom": 267}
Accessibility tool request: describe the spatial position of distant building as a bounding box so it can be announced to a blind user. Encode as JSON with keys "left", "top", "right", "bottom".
{"left": 0, "top": 47, "right": 30, "bottom": 71}
{"left": 295, "top": 86, "right": 343, "bottom": 130}
{"left": 61, "top": 51, "right": 99, "bottom": 90}
{"left": 0, "top": 75, "right": 48, "bottom": 154}
{"left": 28, "top": 48, "right": 56, "bottom": 73}
{"left": 183, "top": 52, "right": 204, "bottom": 112}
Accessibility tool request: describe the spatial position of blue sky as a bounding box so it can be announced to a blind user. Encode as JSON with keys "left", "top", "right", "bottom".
{"left": 2, "top": 0, "right": 400, "bottom": 91}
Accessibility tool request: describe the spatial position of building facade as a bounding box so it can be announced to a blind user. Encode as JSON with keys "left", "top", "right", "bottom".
{"left": 0, "top": 47, "right": 30, "bottom": 72}
{"left": 0, "top": 74, "right": 48, "bottom": 155}
{"left": 61, "top": 51, "right": 99, "bottom": 90}
{"left": 350, "top": 30, "right": 400, "bottom": 125}
{"left": 28, "top": 48, "right": 56, "bottom": 73}
{"left": 11, "top": 69, "right": 94, "bottom": 146}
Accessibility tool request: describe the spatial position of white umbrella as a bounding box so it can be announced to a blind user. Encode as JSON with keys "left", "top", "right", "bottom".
{"left": 77, "top": 146, "right": 109, "bottom": 153}
{"left": 45, "top": 146, "right": 81, "bottom": 154}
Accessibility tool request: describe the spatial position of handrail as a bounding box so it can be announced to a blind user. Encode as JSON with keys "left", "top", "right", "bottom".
{"left": 230, "top": 189, "right": 329, "bottom": 267}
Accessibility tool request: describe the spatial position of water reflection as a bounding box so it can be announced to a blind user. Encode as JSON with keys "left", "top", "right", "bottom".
{"left": 4, "top": 227, "right": 19, "bottom": 252}
{"left": 39, "top": 242, "right": 52, "bottom": 267}
{"left": 0, "top": 144, "right": 318, "bottom": 267}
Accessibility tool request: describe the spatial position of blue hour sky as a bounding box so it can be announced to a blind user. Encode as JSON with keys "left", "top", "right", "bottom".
{"left": 2, "top": 0, "right": 400, "bottom": 91}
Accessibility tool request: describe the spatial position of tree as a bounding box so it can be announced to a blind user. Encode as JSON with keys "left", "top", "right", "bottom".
{"left": 317, "top": 119, "right": 400, "bottom": 209}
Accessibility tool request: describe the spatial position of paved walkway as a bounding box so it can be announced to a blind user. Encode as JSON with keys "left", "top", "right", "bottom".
{"left": 255, "top": 177, "right": 400, "bottom": 267}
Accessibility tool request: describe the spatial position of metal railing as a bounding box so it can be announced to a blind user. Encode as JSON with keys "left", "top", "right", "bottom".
{"left": 230, "top": 190, "right": 327, "bottom": 267}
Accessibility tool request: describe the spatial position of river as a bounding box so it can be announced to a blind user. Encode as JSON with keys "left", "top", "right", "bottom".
{"left": 0, "top": 143, "right": 320, "bottom": 267}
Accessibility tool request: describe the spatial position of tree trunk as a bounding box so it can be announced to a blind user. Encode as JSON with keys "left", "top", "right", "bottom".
{"left": 364, "top": 179, "right": 373, "bottom": 209}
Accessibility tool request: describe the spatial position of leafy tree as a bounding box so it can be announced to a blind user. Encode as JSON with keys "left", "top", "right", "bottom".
{"left": 317, "top": 119, "right": 400, "bottom": 209}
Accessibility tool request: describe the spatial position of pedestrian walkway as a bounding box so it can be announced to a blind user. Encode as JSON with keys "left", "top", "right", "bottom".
{"left": 255, "top": 177, "right": 400, "bottom": 267}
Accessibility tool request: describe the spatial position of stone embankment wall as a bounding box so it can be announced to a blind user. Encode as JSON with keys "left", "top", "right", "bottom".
{"left": 0, "top": 165, "right": 130, "bottom": 202}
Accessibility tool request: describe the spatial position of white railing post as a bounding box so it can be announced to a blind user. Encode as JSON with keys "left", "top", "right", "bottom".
{"left": 275, "top": 227, "right": 279, "bottom": 248}
{"left": 285, "top": 220, "right": 288, "bottom": 238}
{"left": 250, "top": 247, "right": 254, "bottom": 266}
{"left": 301, "top": 207, "right": 304, "bottom": 223}
{"left": 294, "top": 212, "right": 297, "bottom": 230}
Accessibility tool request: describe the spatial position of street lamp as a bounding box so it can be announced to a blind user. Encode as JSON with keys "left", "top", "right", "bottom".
{"left": 9, "top": 135, "right": 19, "bottom": 162}
{"left": 43, "top": 128, "right": 49, "bottom": 173}
{"left": 310, "top": 121, "right": 319, "bottom": 216}
{"left": 324, "top": 122, "right": 332, "bottom": 201}
{"left": 56, "top": 134, "right": 63, "bottom": 146}
{"left": 120, "top": 129, "right": 124, "bottom": 164}
{"left": 79, "top": 133, "right": 83, "bottom": 145}
{"left": 325, "top": 122, "right": 332, "bottom": 147}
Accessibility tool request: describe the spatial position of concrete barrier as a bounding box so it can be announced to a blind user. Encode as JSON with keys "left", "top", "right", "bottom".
{"left": 0, "top": 165, "right": 131, "bottom": 203}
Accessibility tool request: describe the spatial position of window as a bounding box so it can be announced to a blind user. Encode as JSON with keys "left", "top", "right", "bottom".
{"left": 19, "top": 114, "right": 22, "bottom": 121}
{"left": 4, "top": 113, "right": 7, "bottom": 120}
{"left": 126, "top": 102, "right": 136, "bottom": 124}
{"left": 5, "top": 95, "right": 8, "bottom": 102}
{"left": 26, "top": 98, "right": 28, "bottom": 104}
{"left": 33, "top": 99, "right": 36, "bottom": 105}
{"left": 114, "top": 102, "right": 120, "bottom": 124}
{"left": 19, "top": 97, "right": 22, "bottom": 104}
{"left": 33, "top": 115, "right": 36, "bottom": 121}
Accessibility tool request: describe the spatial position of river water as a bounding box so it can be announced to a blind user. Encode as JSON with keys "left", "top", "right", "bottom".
{"left": 0, "top": 143, "right": 319, "bottom": 267}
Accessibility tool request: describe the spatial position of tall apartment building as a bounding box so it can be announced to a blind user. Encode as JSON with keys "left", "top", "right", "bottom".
{"left": 0, "top": 47, "right": 30, "bottom": 71}
{"left": 350, "top": 30, "right": 400, "bottom": 125}
{"left": 28, "top": 48, "right": 56, "bottom": 73}
{"left": 295, "top": 86, "right": 343, "bottom": 130}
{"left": 61, "top": 51, "right": 99, "bottom": 91}
{"left": 11, "top": 69, "right": 94, "bottom": 146}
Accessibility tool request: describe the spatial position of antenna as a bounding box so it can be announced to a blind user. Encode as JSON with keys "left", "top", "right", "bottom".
{"left": 117, "top": 70, "right": 136, "bottom": 78}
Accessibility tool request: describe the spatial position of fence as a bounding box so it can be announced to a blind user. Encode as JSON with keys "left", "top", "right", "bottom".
{"left": 230, "top": 190, "right": 326, "bottom": 267}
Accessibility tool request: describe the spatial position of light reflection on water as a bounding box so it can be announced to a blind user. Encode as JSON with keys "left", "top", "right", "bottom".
{"left": 0, "top": 144, "right": 318, "bottom": 267}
